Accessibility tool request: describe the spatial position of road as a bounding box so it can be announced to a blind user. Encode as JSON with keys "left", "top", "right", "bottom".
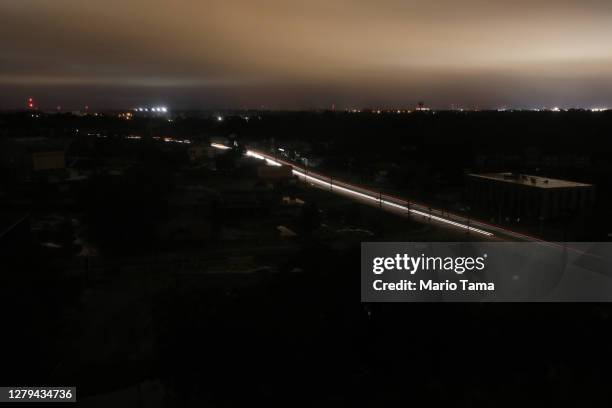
{"left": 213, "top": 144, "right": 543, "bottom": 241}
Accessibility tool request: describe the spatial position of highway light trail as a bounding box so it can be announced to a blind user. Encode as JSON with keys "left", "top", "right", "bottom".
{"left": 211, "top": 142, "right": 231, "bottom": 150}
{"left": 242, "top": 147, "right": 494, "bottom": 237}
{"left": 245, "top": 150, "right": 282, "bottom": 166}
{"left": 212, "top": 144, "right": 551, "bottom": 240}
{"left": 292, "top": 167, "right": 493, "bottom": 236}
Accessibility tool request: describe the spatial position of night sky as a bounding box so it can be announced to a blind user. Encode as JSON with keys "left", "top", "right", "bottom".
{"left": 2, "top": 0, "right": 612, "bottom": 109}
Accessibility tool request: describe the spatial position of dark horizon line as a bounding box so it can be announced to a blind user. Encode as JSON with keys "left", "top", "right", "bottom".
{"left": 1, "top": 106, "right": 610, "bottom": 114}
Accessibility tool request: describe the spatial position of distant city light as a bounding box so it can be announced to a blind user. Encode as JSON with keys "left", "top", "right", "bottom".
{"left": 217, "top": 116, "right": 223, "bottom": 121}
{"left": 133, "top": 106, "right": 169, "bottom": 113}
{"left": 551, "top": 107, "right": 561, "bottom": 112}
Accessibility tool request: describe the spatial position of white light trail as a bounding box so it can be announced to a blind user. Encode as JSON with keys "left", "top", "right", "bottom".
{"left": 244, "top": 150, "right": 493, "bottom": 236}
{"left": 245, "top": 150, "right": 264, "bottom": 159}
{"left": 208, "top": 145, "right": 554, "bottom": 241}
{"left": 246, "top": 150, "right": 282, "bottom": 166}
{"left": 211, "top": 142, "right": 231, "bottom": 150}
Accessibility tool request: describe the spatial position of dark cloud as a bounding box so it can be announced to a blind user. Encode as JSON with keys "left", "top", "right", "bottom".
{"left": 1, "top": 1, "right": 611, "bottom": 109}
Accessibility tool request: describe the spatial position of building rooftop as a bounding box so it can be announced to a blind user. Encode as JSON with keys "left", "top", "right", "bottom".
{"left": 469, "top": 172, "right": 592, "bottom": 189}
{"left": 3, "top": 137, "right": 68, "bottom": 153}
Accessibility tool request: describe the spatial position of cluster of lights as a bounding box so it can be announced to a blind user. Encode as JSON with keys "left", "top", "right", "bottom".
{"left": 347, "top": 108, "right": 414, "bottom": 114}
{"left": 341, "top": 106, "right": 610, "bottom": 113}
{"left": 125, "top": 135, "right": 191, "bottom": 143}
{"left": 150, "top": 136, "right": 190, "bottom": 144}
{"left": 134, "top": 106, "right": 168, "bottom": 113}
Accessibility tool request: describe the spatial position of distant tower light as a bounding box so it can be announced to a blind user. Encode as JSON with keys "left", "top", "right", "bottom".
{"left": 27, "top": 97, "right": 34, "bottom": 109}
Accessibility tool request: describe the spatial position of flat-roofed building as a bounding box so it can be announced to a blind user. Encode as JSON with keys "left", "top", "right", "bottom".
{"left": 467, "top": 172, "right": 595, "bottom": 220}
{"left": 0, "top": 137, "right": 67, "bottom": 181}
{"left": 32, "top": 151, "right": 65, "bottom": 171}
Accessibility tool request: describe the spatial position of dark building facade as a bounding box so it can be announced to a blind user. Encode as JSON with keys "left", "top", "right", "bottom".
{"left": 468, "top": 173, "right": 595, "bottom": 221}
{"left": 0, "top": 137, "right": 67, "bottom": 182}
